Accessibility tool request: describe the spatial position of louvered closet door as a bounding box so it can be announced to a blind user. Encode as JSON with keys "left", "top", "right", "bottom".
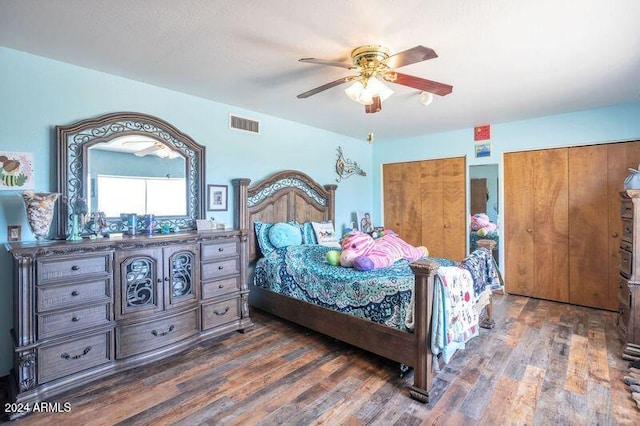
{"left": 440, "top": 157, "right": 466, "bottom": 260}
{"left": 505, "top": 149, "right": 569, "bottom": 302}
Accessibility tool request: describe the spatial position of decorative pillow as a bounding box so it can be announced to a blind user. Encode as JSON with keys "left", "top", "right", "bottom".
{"left": 268, "top": 222, "right": 303, "bottom": 248}
{"left": 311, "top": 221, "right": 341, "bottom": 248}
{"left": 300, "top": 222, "right": 318, "bottom": 244}
{"left": 254, "top": 221, "right": 276, "bottom": 255}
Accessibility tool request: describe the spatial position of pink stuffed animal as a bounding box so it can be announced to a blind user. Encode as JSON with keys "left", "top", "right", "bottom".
{"left": 469, "top": 213, "right": 497, "bottom": 236}
{"left": 339, "top": 230, "right": 428, "bottom": 271}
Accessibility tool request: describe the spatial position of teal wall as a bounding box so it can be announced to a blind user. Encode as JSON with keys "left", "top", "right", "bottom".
{"left": 0, "top": 47, "right": 372, "bottom": 375}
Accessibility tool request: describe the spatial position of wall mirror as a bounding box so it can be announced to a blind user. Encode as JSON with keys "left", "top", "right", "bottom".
{"left": 469, "top": 164, "right": 499, "bottom": 263}
{"left": 56, "top": 112, "right": 205, "bottom": 237}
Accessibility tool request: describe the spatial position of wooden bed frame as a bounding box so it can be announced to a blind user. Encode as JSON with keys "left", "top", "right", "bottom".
{"left": 232, "top": 170, "right": 441, "bottom": 402}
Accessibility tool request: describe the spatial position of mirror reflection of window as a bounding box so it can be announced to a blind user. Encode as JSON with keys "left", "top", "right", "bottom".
{"left": 96, "top": 175, "right": 186, "bottom": 217}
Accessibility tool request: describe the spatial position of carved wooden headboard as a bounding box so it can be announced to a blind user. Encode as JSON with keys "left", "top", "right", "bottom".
{"left": 233, "top": 170, "right": 337, "bottom": 262}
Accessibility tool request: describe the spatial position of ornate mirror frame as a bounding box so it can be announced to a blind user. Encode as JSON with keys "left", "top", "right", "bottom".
{"left": 56, "top": 112, "right": 206, "bottom": 237}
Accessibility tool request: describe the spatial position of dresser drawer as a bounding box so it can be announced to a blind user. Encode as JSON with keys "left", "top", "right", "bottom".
{"left": 38, "top": 329, "right": 113, "bottom": 383}
{"left": 202, "top": 257, "right": 240, "bottom": 281}
{"left": 115, "top": 308, "right": 199, "bottom": 359}
{"left": 202, "top": 276, "right": 240, "bottom": 300}
{"left": 617, "top": 301, "right": 630, "bottom": 340}
{"left": 37, "top": 278, "right": 111, "bottom": 312}
{"left": 38, "top": 253, "right": 112, "bottom": 284}
{"left": 201, "top": 240, "right": 239, "bottom": 261}
{"left": 620, "top": 249, "right": 632, "bottom": 278}
{"left": 201, "top": 297, "right": 241, "bottom": 330}
{"left": 620, "top": 239, "right": 633, "bottom": 253}
{"left": 38, "top": 303, "right": 112, "bottom": 339}
{"left": 621, "top": 218, "right": 634, "bottom": 243}
{"left": 621, "top": 199, "right": 634, "bottom": 219}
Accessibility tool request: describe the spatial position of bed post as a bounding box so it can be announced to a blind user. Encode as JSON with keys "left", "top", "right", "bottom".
{"left": 232, "top": 178, "right": 251, "bottom": 231}
{"left": 323, "top": 184, "right": 337, "bottom": 223}
{"left": 408, "top": 259, "right": 439, "bottom": 403}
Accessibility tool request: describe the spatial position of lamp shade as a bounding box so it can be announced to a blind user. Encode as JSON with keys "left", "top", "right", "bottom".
{"left": 345, "top": 77, "right": 394, "bottom": 106}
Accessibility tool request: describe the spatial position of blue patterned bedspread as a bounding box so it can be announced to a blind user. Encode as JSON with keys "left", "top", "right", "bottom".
{"left": 254, "top": 245, "right": 416, "bottom": 330}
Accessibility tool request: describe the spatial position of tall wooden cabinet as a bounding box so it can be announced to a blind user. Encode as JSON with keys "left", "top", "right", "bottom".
{"left": 383, "top": 156, "right": 466, "bottom": 261}
{"left": 505, "top": 140, "right": 640, "bottom": 310}
{"left": 6, "top": 230, "right": 251, "bottom": 419}
{"left": 617, "top": 190, "right": 640, "bottom": 359}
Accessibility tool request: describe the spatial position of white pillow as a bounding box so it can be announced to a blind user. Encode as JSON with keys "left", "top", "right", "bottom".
{"left": 311, "top": 221, "right": 341, "bottom": 248}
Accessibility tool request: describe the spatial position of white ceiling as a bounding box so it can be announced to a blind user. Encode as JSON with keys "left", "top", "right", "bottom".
{"left": 1, "top": 0, "right": 639, "bottom": 141}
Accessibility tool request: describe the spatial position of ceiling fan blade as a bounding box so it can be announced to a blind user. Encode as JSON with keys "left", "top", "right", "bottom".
{"left": 383, "top": 45, "right": 438, "bottom": 69}
{"left": 299, "top": 57, "right": 355, "bottom": 69}
{"left": 134, "top": 143, "right": 163, "bottom": 157}
{"left": 365, "top": 97, "right": 382, "bottom": 114}
{"left": 384, "top": 72, "right": 453, "bottom": 96}
{"left": 297, "top": 76, "right": 354, "bottom": 99}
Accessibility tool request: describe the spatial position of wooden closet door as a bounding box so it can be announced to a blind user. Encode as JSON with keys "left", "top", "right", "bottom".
{"left": 505, "top": 151, "right": 536, "bottom": 297}
{"left": 420, "top": 159, "right": 444, "bottom": 256}
{"left": 441, "top": 157, "right": 466, "bottom": 260}
{"left": 383, "top": 161, "right": 422, "bottom": 247}
{"left": 505, "top": 149, "right": 569, "bottom": 302}
{"left": 568, "top": 145, "right": 609, "bottom": 308}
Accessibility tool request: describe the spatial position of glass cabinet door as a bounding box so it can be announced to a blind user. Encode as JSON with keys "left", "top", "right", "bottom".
{"left": 116, "top": 248, "right": 163, "bottom": 319}
{"left": 165, "top": 244, "right": 199, "bottom": 308}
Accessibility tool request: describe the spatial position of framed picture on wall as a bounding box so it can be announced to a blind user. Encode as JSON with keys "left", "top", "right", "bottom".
{"left": 207, "top": 184, "right": 228, "bottom": 211}
{"left": 7, "top": 225, "right": 21, "bottom": 242}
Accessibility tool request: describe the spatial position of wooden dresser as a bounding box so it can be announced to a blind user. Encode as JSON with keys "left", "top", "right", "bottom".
{"left": 618, "top": 190, "right": 640, "bottom": 360}
{"left": 5, "top": 230, "right": 251, "bottom": 419}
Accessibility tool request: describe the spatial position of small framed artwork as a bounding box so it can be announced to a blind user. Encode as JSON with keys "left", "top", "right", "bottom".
{"left": 475, "top": 142, "right": 491, "bottom": 158}
{"left": 207, "top": 184, "right": 228, "bottom": 211}
{"left": 7, "top": 225, "right": 21, "bottom": 242}
{"left": 356, "top": 210, "right": 374, "bottom": 233}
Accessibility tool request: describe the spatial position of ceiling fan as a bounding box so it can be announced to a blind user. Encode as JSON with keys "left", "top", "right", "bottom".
{"left": 297, "top": 45, "right": 453, "bottom": 113}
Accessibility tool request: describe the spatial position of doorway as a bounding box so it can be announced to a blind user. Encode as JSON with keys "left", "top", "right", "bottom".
{"left": 469, "top": 164, "right": 499, "bottom": 263}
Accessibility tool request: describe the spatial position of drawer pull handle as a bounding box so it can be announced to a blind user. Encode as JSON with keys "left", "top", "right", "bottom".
{"left": 71, "top": 316, "right": 80, "bottom": 322}
{"left": 214, "top": 307, "right": 230, "bottom": 316}
{"left": 151, "top": 325, "right": 175, "bottom": 337}
{"left": 218, "top": 247, "right": 224, "bottom": 252}
{"left": 218, "top": 265, "right": 224, "bottom": 270}
{"left": 71, "top": 291, "right": 80, "bottom": 296}
{"left": 219, "top": 284, "right": 225, "bottom": 289}
{"left": 71, "top": 265, "right": 80, "bottom": 271}
{"left": 61, "top": 346, "right": 92, "bottom": 360}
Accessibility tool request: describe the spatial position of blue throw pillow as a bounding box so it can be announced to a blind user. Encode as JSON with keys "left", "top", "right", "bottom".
{"left": 300, "top": 222, "right": 318, "bottom": 244}
{"left": 254, "top": 221, "right": 276, "bottom": 255}
{"left": 268, "top": 222, "right": 303, "bottom": 248}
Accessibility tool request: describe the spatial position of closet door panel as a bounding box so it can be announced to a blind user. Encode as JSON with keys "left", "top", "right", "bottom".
{"left": 383, "top": 162, "right": 422, "bottom": 246}
{"left": 441, "top": 157, "right": 466, "bottom": 261}
{"left": 420, "top": 160, "right": 445, "bottom": 257}
{"left": 569, "top": 145, "right": 608, "bottom": 308}
{"left": 533, "top": 148, "right": 569, "bottom": 302}
{"left": 505, "top": 151, "right": 536, "bottom": 297}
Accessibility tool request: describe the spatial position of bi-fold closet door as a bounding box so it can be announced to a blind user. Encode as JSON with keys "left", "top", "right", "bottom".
{"left": 505, "top": 141, "right": 640, "bottom": 310}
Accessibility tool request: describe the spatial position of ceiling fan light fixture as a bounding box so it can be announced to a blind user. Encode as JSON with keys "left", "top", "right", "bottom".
{"left": 419, "top": 91, "right": 434, "bottom": 106}
{"left": 345, "top": 77, "right": 393, "bottom": 106}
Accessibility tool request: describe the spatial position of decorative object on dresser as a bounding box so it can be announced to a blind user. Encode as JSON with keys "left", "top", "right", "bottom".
{"left": 21, "top": 191, "right": 61, "bottom": 240}
{"left": 618, "top": 190, "right": 640, "bottom": 360}
{"left": 5, "top": 230, "right": 251, "bottom": 420}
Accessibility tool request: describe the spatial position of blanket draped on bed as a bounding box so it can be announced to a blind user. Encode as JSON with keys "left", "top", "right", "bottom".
{"left": 254, "top": 245, "right": 416, "bottom": 330}
{"left": 430, "top": 248, "right": 501, "bottom": 366}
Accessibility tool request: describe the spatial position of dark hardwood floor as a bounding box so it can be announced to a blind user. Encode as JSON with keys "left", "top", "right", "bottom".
{"left": 2, "top": 294, "right": 640, "bottom": 425}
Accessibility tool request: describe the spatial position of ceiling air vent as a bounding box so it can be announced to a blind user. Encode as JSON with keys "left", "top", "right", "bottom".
{"left": 229, "top": 114, "right": 260, "bottom": 134}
